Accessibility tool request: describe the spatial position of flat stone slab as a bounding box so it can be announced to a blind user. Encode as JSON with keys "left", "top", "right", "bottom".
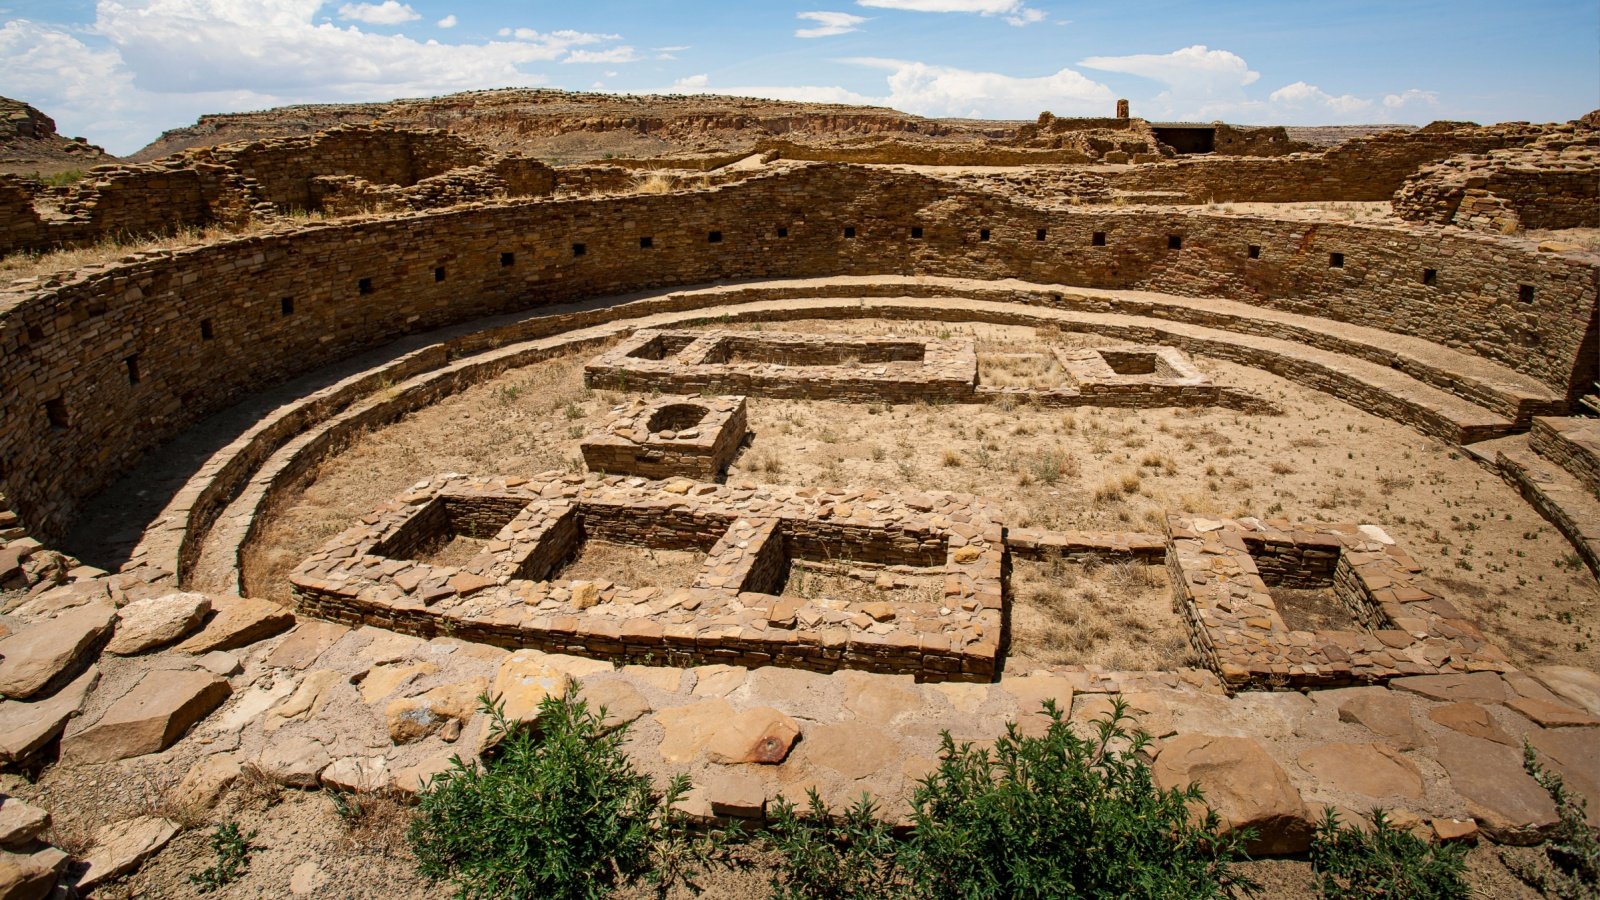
{"left": 0, "top": 798, "right": 50, "bottom": 848}
{"left": 1530, "top": 665, "right": 1600, "bottom": 715}
{"left": 0, "top": 602, "right": 115, "bottom": 699}
{"left": 0, "top": 667, "right": 98, "bottom": 765}
{"left": 1297, "top": 742, "right": 1424, "bottom": 802}
{"left": 1390, "top": 672, "right": 1509, "bottom": 704}
{"left": 1433, "top": 731, "right": 1558, "bottom": 845}
{"left": 263, "top": 620, "right": 349, "bottom": 670}
{"left": 63, "top": 669, "right": 232, "bottom": 763}
{"left": 104, "top": 592, "right": 210, "bottom": 656}
{"left": 77, "top": 816, "right": 181, "bottom": 891}
{"left": 1334, "top": 689, "right": 1425, "bottom": 750}
{"left": 1152, "top": 733, "right": 1313, "bottom": 855}
{"left": 175, "top": 596, "right": 294, "bottom": 654}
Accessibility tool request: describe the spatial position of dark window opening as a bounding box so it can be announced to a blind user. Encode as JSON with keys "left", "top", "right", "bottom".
{"left": 280, "top": 297, "right": 295, "bottom": 317}
{"left": 27, "top": 325, "right": 44, "bottom": 342}
{"left": 87, "top": 302, "right": 107, "bottom": 317}
{"left": 1167, "top": 234, "right": 1183, "bottom": 250}
{"left": 43, "top": 398, "right": 68, "bottom": 430}
{"left": 1036, "top": 228, "right": 1047, "bottom": 241}
{"left": 1518, "top": 284, "right": 1535, "bottom": 303}
{"left": 911, "top": 226, "right": 924, "bottom": 239}
{"left": 1092, "top": 231, "right": 1107, "bottom": 246}
{"left": 1422, "top": 268, "right": 1437, "bottom": 286}
{"left": 843, "top": 226, "right": 856, "bottom": 239}
{"left": 776, "top": 226, "right": 788, "bottom": 238}
{"left": 640, "top": 236, "right": 654, "bottom": 249}
{"left": 500, "top": 252, "right": 515, "bottom": 267}
{"left": 125, "top": 355, "right": 140, "bottom": 385}
{"left": 434, "top": 267, "right": 446, "bottom": 282}
{"left": 1248, "top": 245, "right": 1261, "bottom": 260}
{"left": 358, "top": 278, "right": 373, "bottom": 295}
{"left": 200, "top": 318, "right": 214, "bottom": 341}
{"left": 572, "top": 243, "right": 587, "bottom": 257}
{"left": 979, "top": 228, "right": 991, "bottom": 242}
{"left": 1329, "top": 252, "right": 1345, "bottom": 268}
{"left": 708, "top": 231, "right": 723, "bottom": 243}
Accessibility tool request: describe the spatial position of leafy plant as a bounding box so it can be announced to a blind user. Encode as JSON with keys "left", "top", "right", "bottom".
{"left": 765, "top": 700, "right": 1254, "bottom": 900}
{"left": 408, "top": 687, "right": 730, "bottom": 900}
{"left": 189, "top": 822, "right": 258, "bottom": 893}
{"left": 767, "top": 791, "right": 912, "bottom": 900}
{"left": 1310, "top": 808, "right": 1468, "bottom": 899}
{"left": 1523, "top": 744, "right": 1599, "bottom": 898}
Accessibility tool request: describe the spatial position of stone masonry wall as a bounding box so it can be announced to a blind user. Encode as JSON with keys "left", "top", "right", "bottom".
{"left": 1393, "top": 139, "right": 1600, "bottom": 232}
{"left": 0, "top": 163, "right": 1595, "bottom": 541}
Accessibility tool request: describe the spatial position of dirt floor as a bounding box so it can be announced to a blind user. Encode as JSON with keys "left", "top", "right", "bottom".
{"left": 236, "top": 317, "right": 1600, "bottom": 674}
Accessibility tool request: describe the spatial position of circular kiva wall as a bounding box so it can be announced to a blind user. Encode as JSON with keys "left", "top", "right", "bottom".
{"left": 1, "top": 163, "right": 1596, "bottom": 541}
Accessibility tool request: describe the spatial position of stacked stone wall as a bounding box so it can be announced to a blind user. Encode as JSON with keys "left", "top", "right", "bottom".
{"left": 1393, "top": 140, "right": 1600, "bottom": 232}
{"left": 0, "top": 164, "right": 1595, "bottom": 540}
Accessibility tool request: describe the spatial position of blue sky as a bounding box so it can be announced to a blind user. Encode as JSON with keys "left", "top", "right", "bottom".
{"left": 2, "top": 0, "right": 1595, "bottom": 155}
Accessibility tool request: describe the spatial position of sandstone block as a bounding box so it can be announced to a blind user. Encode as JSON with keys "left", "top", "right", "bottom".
{"left": 1530, "top": 665, "right": 1600, "bottom": 715}
{"left": 0, "top": 798, "right": 49, "bottom": 848}
{"left": 63, "top": 669, "right": 231, "bottom": 763}
{"left": 386, "top": 678, "right": 485, "bottom": 745}
{"left": 1152, "top": 733, "right": 1313, "bottom": 855}
{"left": 1297, "top": 742, "right": 1424, "bottom": 801}
{"left": 263, "top": 620, "right": 350, "bottom": 670}
{"left": 0, "top": 602, "right": 114, "bottom": 699}
{"left": 706, "top": 707, "right": 800, "bottom": 764}
{"left": 178, "top": 754, "right": 241, "bottom": 810}
{"left": 0, "top": 667, "right": 98, "bottom": 765}
{"left": 256, "top": 735, "right": 332, "bottom": 788}
{"left": 1434, "top": 731, "right": 1558, "bottom": 845}
{"left": 104, "top": 592, "right": 209, "bottom": 656}
{"left": 1335, "top": 689, "right": 1425, "bottom": 750}
{"left": 77, "top": 816, "right": 180, "bottom": 890}
{"left": 175, "top": 596, "right": 294, "bottom": 654}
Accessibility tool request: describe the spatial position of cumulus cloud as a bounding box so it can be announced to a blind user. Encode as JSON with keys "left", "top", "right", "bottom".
{"left": 436, "top": 14, "right": 456, "bottom": 28}
{"left": 337, "top": 1, "right": 419, "bottom": 25}
{"left": 1078, "top": 45, "right": 1261, "bottom": 120}
{"left": 857, "top": 0, "right": 1046, "bottom": 25}
{"left": 1383, "top": 88, "right": 1439, "bottom": 110}
{"left": 1269, "top": 81, "right": 1372, "bottom": 116}
{"left": 658, "top": 60, "right": 1112, "bottom": 119}
{"left": 0, "top": 1, "right": 658, "bottom": 153}
{"left": 796, "top": 11, "right": 867, "bottom": 38}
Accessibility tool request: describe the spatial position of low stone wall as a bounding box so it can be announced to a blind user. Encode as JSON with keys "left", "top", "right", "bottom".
{"left": 1529, "top": 417, "right": 1600, "bottom": 497}
{"left": 1, "top": 164, "right": 1595, "bottom": 541}
{"left": 290, "top": 474, "right": 1005, "bottom": 680}
{"left": 1165, "top": 515, "right": 1510, "bottom": 689}
{"left": 580, "top": 395, "right": 748, "bottom": 481}
{"left": 1393, "top": 139, "right": 1600, "bottom": 232}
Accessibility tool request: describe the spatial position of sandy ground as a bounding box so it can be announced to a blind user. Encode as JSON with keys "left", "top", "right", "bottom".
{"left": 239, "top": 317, "right": 1600, "bottom": 674}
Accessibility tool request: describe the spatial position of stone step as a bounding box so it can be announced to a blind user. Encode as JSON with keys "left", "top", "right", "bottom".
{"left": 1529, "top": 416, "right": 1600, "bottom": 497}
{"left": 1495, "top": 438, "right": 1600, "bottom": 581}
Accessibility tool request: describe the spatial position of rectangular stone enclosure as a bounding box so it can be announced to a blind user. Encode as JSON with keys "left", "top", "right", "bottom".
{"left": 290, "top": 474, "right": 1006, "bottom": 681}
{"left": 586, "top": 329, "right": 978, "bottom": 403}
{"left": 581, "top": 395, "right": 748, "bottom": 481}
{"left": 1165, "top": 515, "right": 1509, "bottom": 689}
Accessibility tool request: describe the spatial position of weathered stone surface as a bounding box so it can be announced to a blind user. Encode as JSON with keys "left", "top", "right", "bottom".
{"left": 1434, "top": 731, "right": 1558, "bottom": 845}
{"left": 1432, "top": 818, "right": 1479, "bottom": 844}
{"left": 999, "top": 673, "right": 1076, "bottom": 718}
{"left": 264, "top": 620, "right": 350, "bottom": 670}
{"left": 0, "top": 666, "right": 98, "bottom": 765}
{"left": 1428, "top": 703, "right": 1516, "bottom": 745}
{"left": 256, "top": 736, "right": 333, "bottom": 788}
{"left": 104, "top": 592, "right": 210, "bottom": 656}
{"left": 392, "top": 750, "right": 460, "bottom": 795}
{"left": 386, "top": 678, "right": 485, "bottom": 745}
{"left": 579, "top": 679, "right": 650, "bottom": 733}
{"left": 1507, "top": 696, "right": 1600, "bottom": 728}
{"left": 62, "top": 669, "right": 231, "bottom": 763}
{"left": 705, "top": 769, "right": 766, "bottom": 819}
{"left": 619, "top": 665, "right": 685, "bottom": 693}
{"left": 490, "top": 651, "right": 567, "bottom": 722}
{"left": 77, "top": 816, "right": 181, "bottom": 890}
{"left": 656, "top": 699, "right": 736, "bottom": 763}
{"left": 690, "top": 664, "right": 747, "bottom": 697}
{"left": 175, "top": 596, "right": 294, "bottom": 654}
{"left": 178, "top": 754, "right": 241, "bottom": 810}
{"left": 1297, "top": 742, "right": 1424, "bottom": 801}
{"left": 1390, "top": 672, "right": 1508, "bottom": 704}
{"left": 290, "top": 860, "right": 328, "bottom": 895}
{"left": 321, "top": 755, "right": 392, "bottom": 793}
{"left": 0, "top": 798, "right": 49, "bottom": 848}
{"left": 359, "top": 661, "right": 439, "bottom": 704}
{"left": 1527, "top": 727, "right": 1600, "bottom": 824}
{"left": 1336, "top": 689, "right": 1425, "bottom": 750}
{"left": 840, "top": 673, "right": 923, "bottom": 723}
{"left": 1530, "top": 665, "right": 1600, "bottom": 715}
{"left": 263, "top": 669, "right": 345, "bottom": 732}
{"left": 1153, "top": 734, "right": 1313, "bottom": 855}
{"left": 800, "top": 722, "right": 900, "bottom": 780}
{"left": 706, "top": 707, "right": 800, "bottom": 764}
{"left": 0, "top": 855, "right": 57, "bottom": 900}
{"left": 0, "top": 602, "right": 114, "bottom": 699}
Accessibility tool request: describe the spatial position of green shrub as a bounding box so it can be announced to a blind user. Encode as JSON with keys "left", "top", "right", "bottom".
{"left": 766, "top": 699, "right": 1254, "bottom": 900}
{"left": 189, "top": 822, "right": 257, "bottom": 893}
{"left": 408, "top": 688, "right": 728, "bottom": 900}
{"left": 1524, "top": 744, "right": 1599, "bottom": 899}
{"left": 767, "top": 791, "right": 912, "bottom": 900}
{"left": 1309, "top": 808, "right": 1468, "bottom": 899}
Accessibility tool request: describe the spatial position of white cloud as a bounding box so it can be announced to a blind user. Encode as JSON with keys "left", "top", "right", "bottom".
{"left": 659, "top": 60, "right": 1112, "bottom": 119}
{"left": 1269, "top": 81, "right": 1372, "bottom": 116}
{"left": 563, "top": 45, "right": 642, "bottom": 64}
{"left": 1383, "top": 88, "right": 1438, "bottom": 110}
{"left": 436, "top": 14, "right": 456, "bottom": 28}
{"left": 858, "top": 0, "right": 1046, "bottom": 24}
{"left": 337, "top": 1, "right": 419, "bottom": 25}
{"left": 796, "top": 11, "right": 867, "bottom": 38}
{"left": 1005, "top": 8, "right": 1046, "bottom": 26}
{"left": 1079, "top": 45, "right": 1259, "bottom": 120}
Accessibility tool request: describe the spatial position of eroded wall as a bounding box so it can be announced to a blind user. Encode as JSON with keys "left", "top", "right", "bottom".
{"left": 0, "top": 164, "right": 1595, "bottom": 540}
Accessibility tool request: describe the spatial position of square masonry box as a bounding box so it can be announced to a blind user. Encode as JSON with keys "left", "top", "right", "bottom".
{"left": 581, "top": 395, "right": 748, "bottom": 481}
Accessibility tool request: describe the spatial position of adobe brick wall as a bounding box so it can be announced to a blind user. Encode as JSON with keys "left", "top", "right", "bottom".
{"left": 0, "top": 163, "right": 1595, "bottom": 541}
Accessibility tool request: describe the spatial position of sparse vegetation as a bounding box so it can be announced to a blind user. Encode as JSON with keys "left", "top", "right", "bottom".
{"left": 189, "top": 822, "right": 259, "bottom": 894}
{"left": 1520, "top": 744, "right": 1600, "bottom": 898}
{"left": 1310, "top": 808, "right": 1469, "bottom": 899}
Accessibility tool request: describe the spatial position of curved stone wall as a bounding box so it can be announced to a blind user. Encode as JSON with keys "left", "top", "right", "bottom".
{"left": 1, "top": 163, "right": 1596, "bottom": 540}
